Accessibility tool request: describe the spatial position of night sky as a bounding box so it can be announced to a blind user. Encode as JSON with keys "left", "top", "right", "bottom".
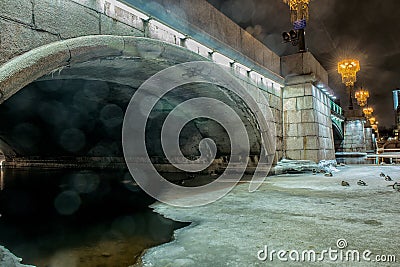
{"left": 207, "top": 0, "right": 400, "bottom": 128}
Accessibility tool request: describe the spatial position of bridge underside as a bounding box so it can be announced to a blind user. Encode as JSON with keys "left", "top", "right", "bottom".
{"left": 0, "top": 36, "right": 264, "bottom": 173}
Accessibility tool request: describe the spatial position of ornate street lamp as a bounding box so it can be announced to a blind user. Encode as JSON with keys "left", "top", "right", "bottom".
{"left": 338, "top": 60, "right": 360, "bottom": 87}
{"left": 283, "top": 0, "right": 310, "bottom": 25}
{"left": 363, "top": 107, "right": 373, "bottom": 118}
{"left": 369, "top": 117, "right": 376, "bottom": 125}
{"left": 282, "top": 0, "right": 310, "bottom": 52}
{"left": 337, "top": 59, "right": 360, "bottom": 110}
{"left": 354, "top": 87, "right": 369, "bottom": 107}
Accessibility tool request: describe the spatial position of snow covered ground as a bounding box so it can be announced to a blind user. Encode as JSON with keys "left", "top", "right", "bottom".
{"left": 0, "top": 246, "right": 34, "bottom": 267}
{"left": 141, "top": 165, "right": 400, "bottom": 266}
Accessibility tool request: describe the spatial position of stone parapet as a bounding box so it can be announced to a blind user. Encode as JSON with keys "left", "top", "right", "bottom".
{"left": 281, "top": 52, "right": 329, "bottom": 87}
{"left": 283, "top": 83, "right": 335, "bottom": 162}
{"left": 342, "top": 119, "right": 367, "bottom": 153}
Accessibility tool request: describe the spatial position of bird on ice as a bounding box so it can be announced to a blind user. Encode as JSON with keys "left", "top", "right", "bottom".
{"left": 357, "top": 180, "right": 367, "bottom": 186}
{"left": 380, "top": 172, "right": 386, "bottom": 177}
{"left": 385, "top": 175, "right": 393, "bottom": 181}
{"left": 341, "top": 181, "right": 350, "bottom": 186}
{"left": 324, "top": 172, "right": 333, "bottom": 177}
{"left": 392, "top": 182, "right": 400, "bottom": 192}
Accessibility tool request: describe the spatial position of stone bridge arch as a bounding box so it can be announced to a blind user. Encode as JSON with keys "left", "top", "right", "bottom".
{"left": 0, "top": 35, "right": 204, "bottom": 103}
{"left": 0, "top": 35, "right": 265, "bottom": 171}
{"left": 332, "top": 121, "right": 344, "bottom": 151}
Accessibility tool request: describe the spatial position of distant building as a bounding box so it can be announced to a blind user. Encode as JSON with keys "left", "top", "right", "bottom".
{"left": 394, "top": 89, "right": 400, "bottom": 110}
{"left": 395, "top": 106, "right": 400, "bottom": 140}
{"left": 394, "top": 89, "right": 400, "bottom": 139}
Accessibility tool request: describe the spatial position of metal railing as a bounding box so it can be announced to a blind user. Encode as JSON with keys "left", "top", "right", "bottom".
{"left": 367, "top": 144, "right": 400, "bottom": 164}
{"left": 330, "top": 100, "right": 343, "bottom": 116}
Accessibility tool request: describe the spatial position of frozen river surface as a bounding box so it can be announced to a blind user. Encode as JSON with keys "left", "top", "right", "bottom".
{"left": 142, "top": 165, "right": 400, "bottom": 266}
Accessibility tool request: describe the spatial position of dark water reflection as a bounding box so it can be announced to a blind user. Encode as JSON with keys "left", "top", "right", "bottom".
{"left": 0, "top": 168, "right": 188, "bottom": 267}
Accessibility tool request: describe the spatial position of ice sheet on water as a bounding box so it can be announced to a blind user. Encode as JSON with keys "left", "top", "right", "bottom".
{"left": 318, "top": 159, "right": 338, "bottom": 173}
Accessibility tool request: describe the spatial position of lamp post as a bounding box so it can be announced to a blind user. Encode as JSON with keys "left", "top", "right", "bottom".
{"left": 355, "top": 87, "right": 369, "bottom": 107}
{"left": 337, "top": 59, "right": 360, "bottom": 110}
{"left": 282, "top": 0, "right": 310, "bottom": 52}
{"left": 371, "top": 121, "right": 379, "bottom": 140}
{"left": 372, "top": 121, "right": 379, "bottom": 134}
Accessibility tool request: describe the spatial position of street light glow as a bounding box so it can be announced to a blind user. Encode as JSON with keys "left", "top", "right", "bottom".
{"left": 337, "top": 59, "right": 360, "bottom": 87}
{"left": 363, "top": 107, "right": 374, "bottom": 118}
{"left": 355, "top": 87, "right": 370, "bottom": 107}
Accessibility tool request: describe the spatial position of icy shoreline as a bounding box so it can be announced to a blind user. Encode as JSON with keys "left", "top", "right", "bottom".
{"left": 141, "top": 165, "right": 400, "bottom": 266}
{"left": 0, "top": 246, "right": 34, "bottom": 267}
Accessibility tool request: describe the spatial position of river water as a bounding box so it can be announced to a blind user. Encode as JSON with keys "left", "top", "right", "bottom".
{"left": 0, "top": 168, "right": 188, "bottom": 267}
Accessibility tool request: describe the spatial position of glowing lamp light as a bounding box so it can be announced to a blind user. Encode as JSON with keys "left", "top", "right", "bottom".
{"left": 354, "top": 87, "right": 370, "bottom": 107}
{"left": 337, "top": 59, "right": 360, "bottom": 87}
{"left": 283, "top": 0, "right": 310, "bottom": 25}
{"left": 371, "top": 120, "right": 379, "bottom": 132}
{"left": 369, "top": 117, "right": 376, "bottom": 125}
{"left": 363, "top": 107, "right": 373, "bottom": 118}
